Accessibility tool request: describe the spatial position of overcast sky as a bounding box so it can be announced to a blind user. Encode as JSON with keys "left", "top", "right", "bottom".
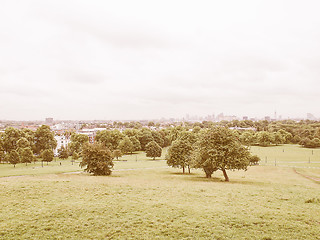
{"left": 1, "top": 0, "right": 320, "bottom": 121}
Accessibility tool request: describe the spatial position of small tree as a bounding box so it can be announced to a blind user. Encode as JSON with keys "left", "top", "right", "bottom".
{"left": 112, "top": 149, "right": 122, "bottom": 160}
{"left": 41, "top": 149, "right": 54, "bottom": 165}
{"left": 166, "top": 139, "right": 192, "bottom": 173}
{"left": 5, "top": 150, "right": 20, "bottom": 167}
{"left": 80, "top": 143, "right": 114, "bottom": 175}
{"left": 145, "top": 141, "right": 162, "bottom": 160}
{"left": 249, "top": 155, "right": 260, "bottom": 165}
{"left": 19, "top": 147, "right": 34, "bottom": 166}
{"left": 58, "top": 146, "right": 69, "bottom": 160}
{"left": 118, "top": 136, "right": 134, "bottom": 154}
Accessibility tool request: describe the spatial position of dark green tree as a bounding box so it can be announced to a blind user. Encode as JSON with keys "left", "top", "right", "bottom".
{"left": 80, "top": 143, "right": 114, "bottom": 175}
{"left": 118, "top": 136, "right": 134, "bottom": 154}
{"left": 5, "top": 150, "right": 20, "bottom": 167}
{"left": 19, "top": 147, "right": 34, "bottom": 165}
{"left": 34, "top": 125, "right": 57, "bottom": 154}
{"left": 58, "top": 146, "right": 69, "bottom": 159}
{"left": 41, "top": 149, "right": 54, "bottom": 165}
{"left": 194, "top": 127, "right": 251, "bottom": 181}
{"left": 145, "top": 141, "right": 162, "bottom": 160}
{"left": 166, "top": 139, "right": 193, "bottom": 173}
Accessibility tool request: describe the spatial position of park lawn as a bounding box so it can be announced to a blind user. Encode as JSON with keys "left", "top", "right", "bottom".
{"left": 251, "top": 144, "right": 320, "bottom": 167}
{"left": 0, "top": 158, "right": 82, "bottom": 177}
{"left": 0, "top": 165, "right": 320, "bottom": 240}
{"left": 0, "top": 149, "right": 168, "bottom": 178}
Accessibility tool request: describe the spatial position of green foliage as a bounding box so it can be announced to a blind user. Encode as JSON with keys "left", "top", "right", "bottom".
{"left": 5, "top": 150, "right": 20, "bottom": 167}
{"left": 3, "top": 127, "right": 22, "bottom": 152}
{"left": 80, "top": 143, "right": 114, "bottom": 175}
{"left": 19, "top": 147, "right": 34, "bottom": 164}
{"left": 68, "top": 133, "right": 89, "bottom": 154}
{"left": 166, "top": 139, "right": 192, "bottom": 173}
{"left": 137, "top": 129, "right": 154, "bottom": 151}
{"left": 194, "top": 127, "right": 251, "bottom": 181}
{"left": 145, "top": 141, "right": 162, "bottom": 160}
{"left": 118, "top": 136, "right": 134, "bottom": 154}
{"left": 41, "top": 149, "right": 54, "bottom": 163}
{"left": 95, "top": 130, "right": 123, "bottom": 151}
{"left": 34, "top": 125, "right": 57, "bottom": 154}
{"left": 129, "top": 136, "right": 141, "bottom": 151}
{"left": 58, "top": 146, "right": 69, "bottom": 159}
{"left": 17, "top": 137, "right": 30, "bottom": 149}
{"left": 257, "top": 131, "right": 274, "bottom": 147}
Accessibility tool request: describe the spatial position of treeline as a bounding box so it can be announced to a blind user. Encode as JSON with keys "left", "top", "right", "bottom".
{"left": 0, "top": 125, "right": 57, "bottom": 166}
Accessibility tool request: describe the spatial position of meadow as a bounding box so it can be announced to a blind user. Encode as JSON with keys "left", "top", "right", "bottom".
{"left": 0, "top": 145, "right": 319, "bottom": 239}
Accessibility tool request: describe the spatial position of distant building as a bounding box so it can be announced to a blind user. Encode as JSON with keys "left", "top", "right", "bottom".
{"left": 243, "top": 116, "right": 248, "bottom": 120}
{"left": 54, "top": 135, "right": 70, "bottom": 156}
{"left": 265, "top": 116, "right": 271, "bottom": 121}
{"left": 45, "top": 118, "right": 54, "bottom": 126}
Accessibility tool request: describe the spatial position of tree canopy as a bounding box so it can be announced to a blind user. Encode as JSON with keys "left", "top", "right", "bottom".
{"left": 80, "top": 143, "right": 114, "bottom": 175}
{"left": 194, "top": 127, "right": 251, "bottom": 181}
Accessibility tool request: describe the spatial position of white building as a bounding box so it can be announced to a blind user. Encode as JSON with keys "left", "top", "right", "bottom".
{"left": 54, "top": 135, "right": 70, "bottom": 156}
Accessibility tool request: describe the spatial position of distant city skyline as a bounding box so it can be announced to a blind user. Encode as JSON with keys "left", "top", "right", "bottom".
{"left": 1, "top": 1, "right": 320, "bottom": 121}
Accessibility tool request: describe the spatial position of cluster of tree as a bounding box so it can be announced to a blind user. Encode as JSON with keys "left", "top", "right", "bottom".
{"left": 166, "top": 127, "right": 259, "bottom": 181}
{"left": 94, "top": 128, "right": 170, "bottom": 159}
{"left": 0, "top": 125, "right": 57, "bottom": 167}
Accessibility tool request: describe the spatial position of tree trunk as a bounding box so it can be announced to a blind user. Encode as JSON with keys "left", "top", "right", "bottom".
{"left": 188, "top": 165, "right": 190, "bottom": 174}
{"left": 205, "top": 172, "right": 211, "bottom": 178}
{"left": 221, "top": 168, "right": 229, "bottom": 182}
{"left": 182, "top": 166, "right": 185, "bottom": 174}
{"left": 153, "top": 157, "right": 155, "bottom": 160}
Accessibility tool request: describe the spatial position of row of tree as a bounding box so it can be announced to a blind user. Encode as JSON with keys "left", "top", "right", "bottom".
{"left": 0, "top": 126, "right": 57, "bottom": 166}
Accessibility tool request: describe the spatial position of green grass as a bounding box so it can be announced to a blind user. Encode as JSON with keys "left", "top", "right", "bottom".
{"left": 0, "top": 146, "right": 320, "bottom": 239}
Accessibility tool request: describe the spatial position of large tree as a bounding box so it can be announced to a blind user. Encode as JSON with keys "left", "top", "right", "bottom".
{"left": 80, "top": 143, "right": 114, "bottom": 175}
{"left": 3, "top": 127, "right": 22, "bottom": 152}
{"left": 95, "top": 130, "right": 123, "bottom": 151}
{"left": 194, "top": 127, "right": 251, "bottom": 181}
{"left": 145, "top": 141, "right": 162, "bottom": 160}
{"left": 34, "top": 125, "right": 57, "bottom": 154}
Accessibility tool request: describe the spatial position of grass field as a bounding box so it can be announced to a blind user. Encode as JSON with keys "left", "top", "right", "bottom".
{"left": 0, "top": 145, "right": 320, "bottom": 239}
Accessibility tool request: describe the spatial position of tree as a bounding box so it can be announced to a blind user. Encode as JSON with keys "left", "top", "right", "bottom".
{"left": 118, "top": 136, "right": 134, "bottom": 154}
{"left": 80, "top": 143, "right": 114, "bottom": 175}
{"left": 194, "top": 127, "right": 251, "bottom": 181}
{"left": 145, "top": 141, "right": 162, "bottom": 160}
{"left": 41, "top": 149, "right": 54, "bottom": 164}
{"left": 17, "top": 137, "right": 30, "bottom": 149}
{"left": 5, "top": 150, "right": 20, "bottom": 167}
{"left": 166, "top": 139, "right": 192, "bottom": 173}
{"left": 58, "top": 146, "right": 69, "bottom": 159}
{"left": 239, "top": 131, "right": 255, "bottom": 147}
{"left": 137, "top": 129, "right": 154, "bottom": 151}
{"left": 3, "top": 127, "right": 22, "bottom": 152}
{"left": 19, "top": 147, "right": 34, "bottom": 165}
{"left": 34, "top": 125, "right": 57, "bottom": 154}
{"left": 129, "top": 136, "right": 141, "bottom": 151}
{"left": 68, "top": 133, "right": 89, "bottom": 155}
{"left": 257, "top": 131, "right": 274, "bottom": 147}
{"left": 112, "top": 149, "right": 122, "bottom": 160}
{"left": 95, "top": 130, "right": 123, "bottom": 151}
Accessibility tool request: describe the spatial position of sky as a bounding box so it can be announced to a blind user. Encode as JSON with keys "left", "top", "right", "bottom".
{"left": 1, "top": 0, "right": 320, "bottom": 121}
